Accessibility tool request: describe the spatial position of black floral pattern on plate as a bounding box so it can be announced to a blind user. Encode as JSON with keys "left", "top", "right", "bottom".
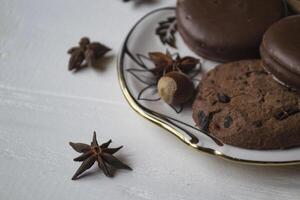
{"left": 120, "top": 13, "right": 223, "bottom": 146}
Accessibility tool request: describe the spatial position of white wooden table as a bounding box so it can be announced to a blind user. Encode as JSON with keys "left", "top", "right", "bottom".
{"left": 0, "top": 0, "right": 300, "bottom": 199}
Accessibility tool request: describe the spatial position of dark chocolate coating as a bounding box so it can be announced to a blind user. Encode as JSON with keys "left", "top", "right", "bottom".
{"left": 261, "top": 15, "right": 300, "bottom": 90}
{"left": 176, "top": 0, "right": 285, "bottom": 62}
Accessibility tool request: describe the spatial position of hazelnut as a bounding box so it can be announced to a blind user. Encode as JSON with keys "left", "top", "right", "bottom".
{"left": 157, "top": 71, "right": 195, "bottom": 105}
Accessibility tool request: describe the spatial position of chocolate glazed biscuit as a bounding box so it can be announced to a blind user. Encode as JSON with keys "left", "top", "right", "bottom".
{"left": 192, "top": 60, "right": 300, "bottom": 150}
{"left": 176, "top": 0, "right": 285, "bottom": 62}
{"left": 261, "top": 15, "right": 300, "bottom": 90}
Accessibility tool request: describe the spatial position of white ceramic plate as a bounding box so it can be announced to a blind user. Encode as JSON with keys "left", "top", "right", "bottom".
{"left": 117, "top": 7, "right": 300, "bottom": 166}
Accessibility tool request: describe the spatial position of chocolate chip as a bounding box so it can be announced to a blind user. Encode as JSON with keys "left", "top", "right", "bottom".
{"left": 224, "top": 116, "right": 233, "bottom": 128}
{"left": 275, "top": 111, "right": 286, "bottom": 120}
{"left": 198, "top": 111, "right": 213, "bottom": 132}
{"left": 285, "top": 106, "right": 300, "bottom": 116}
{"left": 253, "top": 120, "right": 263, "bottom": 128}
{"left": 217, "top": 93, "right": 231, "bottom": 103}
{"left": 274, "top": 106, "right": 300, "bottom": 121}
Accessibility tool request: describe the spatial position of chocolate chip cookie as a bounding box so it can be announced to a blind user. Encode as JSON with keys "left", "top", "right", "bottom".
{"left": 192, "top": 60, "right": 300, "bottom": 150}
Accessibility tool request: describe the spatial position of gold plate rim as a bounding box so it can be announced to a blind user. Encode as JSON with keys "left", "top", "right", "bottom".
{"left": 117, "top": 7, "right": 300, "bottom": 166}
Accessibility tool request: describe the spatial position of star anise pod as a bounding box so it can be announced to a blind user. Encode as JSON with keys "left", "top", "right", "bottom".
{"left": 67, "top": 47, "right": 87, "bottom": 71}
{"left": 69, "top": 132, "right": 132, "bottom": 180}
{"left": 67, "top": 37, "right": 111, "bottom": 72}
{"left": 148, "top": 51, "right": 200, "bottom": 77}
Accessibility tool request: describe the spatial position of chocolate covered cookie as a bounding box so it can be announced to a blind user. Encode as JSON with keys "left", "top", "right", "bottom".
{"left": 192, "top": 60, "right": 300, "bottom": 150}
{"left": 176, "top": 0, "right": 285, "bottom": 62}
{"left": 261, "top": 15, "right": 300, "bottom": 91}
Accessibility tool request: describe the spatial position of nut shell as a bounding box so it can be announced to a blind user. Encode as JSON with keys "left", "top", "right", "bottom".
{"left": 157, "top": 71, "right": 194, "bottom": 105}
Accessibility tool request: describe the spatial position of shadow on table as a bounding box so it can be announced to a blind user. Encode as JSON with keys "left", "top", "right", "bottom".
{"left": 203, "top": 155, "right": 300, "bottom": 189}
{"left": 130, "top": 0, "right": 161, "bottom": 7}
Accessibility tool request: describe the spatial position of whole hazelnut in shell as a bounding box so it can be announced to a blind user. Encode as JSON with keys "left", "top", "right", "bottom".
{"left": 157, "top": 71, "right": 195, "bottom": 105}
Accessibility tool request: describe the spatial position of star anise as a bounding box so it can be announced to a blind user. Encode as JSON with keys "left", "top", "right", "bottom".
{"left": 148, "top": 51, "right": 200, "bottom": 77}
{"left": 69, "top": 132, "right": 132, "bottom": 180}
{"left": 67, "top": 37, "right": 111, "bottom": 72}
